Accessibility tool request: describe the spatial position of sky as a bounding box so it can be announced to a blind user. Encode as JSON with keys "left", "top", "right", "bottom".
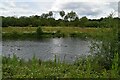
{"left": 0, "top": 0, "right": 119, "bottom": 19}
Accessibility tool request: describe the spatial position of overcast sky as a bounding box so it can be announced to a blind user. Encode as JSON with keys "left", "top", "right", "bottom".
{"left": 0, "top": 0, "right": 119, "bottom": 19}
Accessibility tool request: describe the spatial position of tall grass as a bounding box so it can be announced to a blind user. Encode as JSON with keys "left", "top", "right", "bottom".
{"left": 2, "top": 27, "right": 110, "bottom": 39}
{"left": 0, "top": 55, "right": 2, "bottom": 79}
{"left": 2, "top": 52, "right": 120, "bottom": 78}
{"left": 2, "top": 15, "right": 119, "bottom": 78}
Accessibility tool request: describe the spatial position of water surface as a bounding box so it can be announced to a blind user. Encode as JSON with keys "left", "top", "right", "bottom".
{"left": 2, "top": 38, "right": 90, "bottom": 62}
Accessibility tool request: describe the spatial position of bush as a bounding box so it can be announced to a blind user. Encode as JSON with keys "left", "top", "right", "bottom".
{"left": 11, "top": 31, "right": 21, "bottom": 39}
{"left": 89, "top": 15, "right": 118, "bottom": 70}
{"left": 36, "top": 27, "right": 43, "bottom": 35}
{"left": 54, "top": 30, "right": 65, "bottom": 38}
{"left": 36, "top": 27, "right": 43, "bottom": 38}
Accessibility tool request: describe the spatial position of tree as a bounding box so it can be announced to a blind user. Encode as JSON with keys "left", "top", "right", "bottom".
{"left": 66, "top": 11, "right": 78, "bottom": 21}
{"left": 80, "top": 16, "right": 88, "bottom": 27}
{"left": 40, "top": 13, "right": 49, "bottom": 19}
{"left": 48, "top": 11, "right": 53, "bottom": 18}
{"left": 36, "top": 27, "right": 43, "bottom": 38}
{"left": 34, "top": 15, "right": 40, "bottom": 19}
{"left": 59, "top": 11, "right": 65, "bottom": 20}
{"left": 64, "top": 15, "right": 68, "bottom": 21}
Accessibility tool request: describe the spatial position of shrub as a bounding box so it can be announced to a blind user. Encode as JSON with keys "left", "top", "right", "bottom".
{"left": 36, "top": 27, "right": 43, "bottom": 38}
{"left": 11, "top": 31, "right": 21, "bottom": 39}
{"left": 54, "top": 30, "right": 65, "bottom": 38}
{"left": 89, "top": 14, "right": 118, "bottom": 70}
{"left": 36, "top": 27, "right": 43, "bottom": 35}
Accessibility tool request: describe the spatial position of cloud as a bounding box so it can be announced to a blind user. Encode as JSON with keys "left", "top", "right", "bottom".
{"left": 0, "top": 1, "right": 54, "bottom": 17}
{"left": 50, "top": 1, "right": 118, "bottom": 19}
{"left": 0, "top": 2, "right": 34, "bottom": 17}
{"left": 118, "top": 2, "right": 120, "bottom": 17}
{"left": 0, "top": 0, "right": 119, "bottom": 19}
{"left": 1, "top": 0, "right": 54, "bottom": 2}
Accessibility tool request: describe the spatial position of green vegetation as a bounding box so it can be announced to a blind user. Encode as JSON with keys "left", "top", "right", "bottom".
{"left": 1, "top": 11, "right": 119, "bottom": 27}
{"left": 2, "top": 27, "right": 109, "bottom": 33}
{"left": 36, "top": 27, "right": 43, "bottom": 39}
{"left": 2, "top": 12, "right": 119, "bottom": 79}
{"left": 2, "top": 53, "right": 119, "bottom": 78}
{"left": 2, "top": 25, "right": 119, "bottom": 79}
{"left": 0, "top": 55, "right": 2, "bottom": 80}
{"left": 2, "top": 27, "right": 111, "bottom": 39}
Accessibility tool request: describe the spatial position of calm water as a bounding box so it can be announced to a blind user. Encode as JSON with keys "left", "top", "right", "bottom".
{"left": 2, "top": 38, "right": 90, "bottom": 62}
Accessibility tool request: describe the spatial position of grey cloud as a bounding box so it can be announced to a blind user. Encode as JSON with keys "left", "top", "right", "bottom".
{"left": 62, "top": 2, "right": 94, "bottom": 10}
{"left": 62, "top": 2, "right": 82, "bottom": 10}
{"left": 0, "top": 1, "right": 118, "bottom": 18}
{"left": 61, "top": 2, "right": 102, "bottom": 16}
{"left": 118, "top": 2, "right": 120, "bottom": 12}
{"left": 0, "top": 7, "right": 7, "bottom": 11}
{"left": 118, "top": 2, "right": 120, "bottom": 17}
{"left": 108, "top": 2, "right": 118, "bottom": 10}
{"left": 2, "top": 2, "right": 16, "bottom": 8}
{"left": 60, "top": 2, "right": 118, "bottom": 18}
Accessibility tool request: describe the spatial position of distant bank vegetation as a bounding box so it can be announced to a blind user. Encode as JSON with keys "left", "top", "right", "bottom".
{"left": 1, "top": 11, "right": 119, "bottom": 28}
{"left": 2, "top": 27, "right": 112, "bottom": 40}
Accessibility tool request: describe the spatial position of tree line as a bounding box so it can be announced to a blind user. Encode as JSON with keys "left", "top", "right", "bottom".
{"left": 1, "top": 11, "right": 120, "bottom": 27}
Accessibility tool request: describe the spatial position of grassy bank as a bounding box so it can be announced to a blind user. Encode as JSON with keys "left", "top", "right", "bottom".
{"left": 2, "top": 27, "right": 109, "bottom": 33}
{"left": 2, "top": 53, "right": 119, "bottom": 78}
{"left": 2, "top": 26, "right": 119, "bottom": 79}
{"left": 2, "top": 27, "right": 111, "bottom": 39}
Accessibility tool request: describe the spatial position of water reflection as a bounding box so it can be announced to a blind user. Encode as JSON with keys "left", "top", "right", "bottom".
{"left": 2, "top": 38, "right": 90, "bottom": 62}
{"left": 51, "top": 38, "right": 62, "bottom": 55}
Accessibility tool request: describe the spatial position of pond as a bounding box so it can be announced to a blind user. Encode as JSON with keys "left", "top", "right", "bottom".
{"left": 2, "top": 38, "right": 90, "bottom": 63}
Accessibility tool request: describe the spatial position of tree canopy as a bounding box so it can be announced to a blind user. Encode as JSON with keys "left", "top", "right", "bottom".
{"left": 1, "top": 11, "right": 120, "bottom": 28}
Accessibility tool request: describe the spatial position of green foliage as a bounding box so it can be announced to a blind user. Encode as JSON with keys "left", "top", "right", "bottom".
{"left": 70, "top": 32, "right": 89, "bottom": 39}
{"left": 36, "top": 27, "right": 43, "bottom": 38}
{"left": 111, "top": 53, "right": 119, "bottom": 78}
{"left": 2, "top": 27, "right": 112, "bottom": 40}
{"left": 53, "top": 30, "right": 65, "bottom": 38}
{"left": 2, "top": 11, "right": 119, "bottom": 28}
{"left": 59, "top": 11, "right": 65, "bottom": 19}
{"left": 10, "top": 31, "right": 21, "bottom": 39}
{"left": 48, "top": 11, "right": 53, "bottom": 18}
{"left": 89, "top": 14, "right": 118, "bottom": 70}
{"left": 36, "top": 27, "right": 43, "bottom": 35}
{"left": 86, "top": 21, "right": 100, "bottom": 28}
{"left": 0, "top": 55, "right": 2, "bottom": 80}
{"left": 80, "top": 16, "right": 88, "bottom": 27}
{"left": 64, "top": 11, "right": 78, "bottom": 21}
{"left": 2, "top": 53, "right": 120, "bottom": 78}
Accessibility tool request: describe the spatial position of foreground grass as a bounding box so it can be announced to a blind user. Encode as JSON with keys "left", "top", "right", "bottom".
{"left": 2, "top": 53, "right": 119, "bottom": 78}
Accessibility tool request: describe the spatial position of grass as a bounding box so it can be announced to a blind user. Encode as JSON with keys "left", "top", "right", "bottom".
{"left": 2, "top": 27, "right": 110, "bottom": 34}
{"left": 2, "top": 53, "right": 120, "bottom": 78}
{"left": 2, "top": 26, "right": 118, "bottom": 78}
{"left": 2, "top": 27, "right": 111, "bottom": 39}
{"left": 0, "top": 55, "right": 2, "bottom": 80}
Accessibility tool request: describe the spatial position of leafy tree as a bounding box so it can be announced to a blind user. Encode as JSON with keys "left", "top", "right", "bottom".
{"left": 59, "top": 11, "right": 65, "bottom": 20}
{"left": 65, "top": 11, "right": 78, "bottom": 21}
{"left": 86, "top": 21, "right": 100, "bottom": 28}
{"left": 1, "top": 11, "right": 120, "bottom": 28}
{"left": 34, "top": 15, "right": 40, "bottom": 19}
{"left": 64, "top": 15, "right": 68, "bottom": 21}
{"left": 36, "top": 27, "right": 43, "bottom": 38}
{"left": 40, "top": 13, "right": 49, "bottom": 19}
{"left": 48, "top": 11, "right": 53, "bottom": 18}
{"left": 80, "top": 16, "right": 88, "bottom": 27}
